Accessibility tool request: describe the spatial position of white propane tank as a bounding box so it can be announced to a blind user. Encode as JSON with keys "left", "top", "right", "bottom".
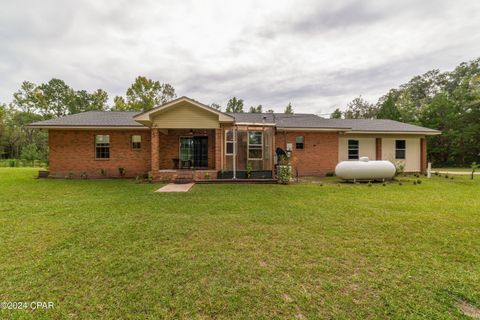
{"left": 335, "top": 157, "right": 396, "bottom": 181}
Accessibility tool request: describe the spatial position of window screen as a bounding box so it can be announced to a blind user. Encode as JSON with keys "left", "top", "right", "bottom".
{"left": 132, "top": 135, "right": 141, "bottom": 149}
{"left": 296, "top": 136, "right": 304, "bottom": 149}
{"left": 248, "top": 131, "right": 263, "bottom": 160}
{"left": 395, "top": 140, "right": 406, "bottom": 159}
{"left": 95, "top": 135, "right": 110, "bottom": 159}
{"left": 348, "top": 140, "right": 359, "bottom": 160}
{"left": 225, "top": 130, "right": 234, "bottom": 155}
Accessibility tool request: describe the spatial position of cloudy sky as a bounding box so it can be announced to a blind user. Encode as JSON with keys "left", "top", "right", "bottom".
{"left": 1, "top": 0, "right": 480, "bottom": 114}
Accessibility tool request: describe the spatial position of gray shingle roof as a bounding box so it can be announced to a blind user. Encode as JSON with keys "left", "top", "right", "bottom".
{"left": 325, "top": 119, "right": 440, "bottom": 133}
{"left": 227, "top": 113, "right": 438, "bottom": 132}
{"left": 29, "top": 111, "right": 145, "bottom": 127}
{"left": 275, "top": 114, "right": 352, "bottom": 129}
{"left": 29, "top": 110, "right": 439, "bottom": 133}
{"left": 226, "top": 113, "right": 351, "bottom": 129}
{"left": 225, "top": 112, "right": 276, "bottom": 124}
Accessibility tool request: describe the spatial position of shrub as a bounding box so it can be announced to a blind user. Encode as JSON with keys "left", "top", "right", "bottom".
{"left": 147, "top": 172, "right": 153, "bottom": 183}
{"left": 118, "top": 167, "right": 125, "bottom": 177}
{"left": 80, "top": 172, "right": 88, "bottom": 179}
{"left": 277, "top": 165, "right": 292, "bottom": 185}
{"left": 325, "top": 171, "right": 335, "bottom": 177}
{"left": 417, "top": 179, "right": 422, "bottom": 184}
{"left": 394, "top": 161, "right": 405, "bottom": 176}
{"left": 246, "top": 162, "right": 253, "bottom": 179}
{"left": 101, "top": 169, "right": 107, "bottom": 176}
{"left": 204, "top": 172, "right": 211, "bottom": 180}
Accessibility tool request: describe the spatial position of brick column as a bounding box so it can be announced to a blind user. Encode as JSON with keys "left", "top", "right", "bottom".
{"left": 151, "top": 128, "right": 159, "bottom": 177}
{"left": 214, "top": 128, "right": 222, "bottom": 172}
{"left": 420, "top": 138, "right": 427, "bottom": 172}
{"left": 375, "top": 138, "right": 382, "bottom": 160}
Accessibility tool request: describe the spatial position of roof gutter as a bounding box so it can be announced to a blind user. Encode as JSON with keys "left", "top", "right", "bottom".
{"left": 26, "top": 125, "right": 149, "bottom": 130}
{"left": 234, "top": 122, "right": 276, "bottom": 126}
{"left": 276, "top": 127, "right": 351, "bottom": 132}
{"left": 345, "top": 130, "right": 441, "bottom": 135}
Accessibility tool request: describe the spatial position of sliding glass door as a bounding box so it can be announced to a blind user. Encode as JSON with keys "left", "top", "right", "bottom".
{"left": 179, "top": 137, "right": 208, "bottom": 168}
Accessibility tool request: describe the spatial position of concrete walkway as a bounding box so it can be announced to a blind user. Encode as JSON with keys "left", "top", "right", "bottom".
{"left": 155, "top": 183, "right": 195, "bottom": 193}
{"left": 436, "top": 171, "right": 480, "bottom": 175}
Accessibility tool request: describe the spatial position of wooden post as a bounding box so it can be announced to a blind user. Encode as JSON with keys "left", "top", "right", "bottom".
{"left": 375, "top": 138, "right": 382, "bottom": 160}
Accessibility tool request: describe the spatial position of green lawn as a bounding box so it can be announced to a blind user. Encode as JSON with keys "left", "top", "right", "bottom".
{"left": 1, "top": 168, "right": 479, "bottom": 319}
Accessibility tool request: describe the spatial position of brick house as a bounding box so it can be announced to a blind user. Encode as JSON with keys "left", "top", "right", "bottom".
{"left": 28, "top": 96, "right": 440, "bottom": 181}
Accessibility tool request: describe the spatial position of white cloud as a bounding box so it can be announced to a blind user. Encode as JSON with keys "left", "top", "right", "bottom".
{"left": 0, "top": 0, "right": 479, "bottom": 114}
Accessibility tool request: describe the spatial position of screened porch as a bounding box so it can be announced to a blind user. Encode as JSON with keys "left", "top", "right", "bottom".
{"left": 220, "top": 125, "right": 275, "bottom": 179}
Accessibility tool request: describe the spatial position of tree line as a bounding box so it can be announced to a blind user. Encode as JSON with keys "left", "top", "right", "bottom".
{"left": 331, "top": 58, "right": 480, "bottom": 167}
{"left": 222, "top": 98, "right": 294, "bottom": 114}
{"left": 7, "top": 57, "right": 477, "bottom": 167}
{"left": 0, "top": 76, "right": 296, "bottom": 161}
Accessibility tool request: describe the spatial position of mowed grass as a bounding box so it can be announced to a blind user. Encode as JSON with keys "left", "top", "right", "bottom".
{"left": 0, "top": 168, "right": 479, "bottom": 319}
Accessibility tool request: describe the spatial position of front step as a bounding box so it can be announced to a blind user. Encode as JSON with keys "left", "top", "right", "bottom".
{"left": 174, "top": 170, "right": 194, "bottom": 184}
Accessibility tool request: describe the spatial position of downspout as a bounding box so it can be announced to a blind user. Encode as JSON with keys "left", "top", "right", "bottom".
{"left": 262, "top": 116, "right": 266, "bottom": 177}
{"left": 232, "top": 125, "right": 237, "bottom": 180}
{"left": 220, "top": 126, "right": 224, "bottom": 171}
{"left": 273, "top": 113, "right": 277, "bottom": 179}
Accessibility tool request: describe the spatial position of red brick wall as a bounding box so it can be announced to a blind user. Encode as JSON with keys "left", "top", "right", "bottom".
{"left": 275, "top": 131, "right": 339, "bottom": 176}
{"left": 151, "top": 129, "right": 159, "bottom": 173}
{"left": 48, "top": 129, "right": 151, "bottom": 178}
{"left": 49, "top": 128, "right": 341, "bottom": 178}
{"left": 157, "top": 129, "right": 216, "bottom": 170}
{"left": 420, "top": 138, "right": 427, "bottom": 172}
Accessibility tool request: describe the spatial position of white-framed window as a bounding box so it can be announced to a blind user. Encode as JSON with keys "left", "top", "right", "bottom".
{"left": 225, "top": 130, "right": 234, "bottom": 155}
{"left": 131, "top": 135, "right": 141, "bottom": 149}
{"left": 248, "top": 131, "right": 263, "bottom": 160}
{"left": 95, "top": 135, "right": 110, "bottom": 159}
{"left": 348, "top": 139, "right": 359, "bottom": 160}
{"left": 395, "top": 140, "right": 406, "bottom": 160}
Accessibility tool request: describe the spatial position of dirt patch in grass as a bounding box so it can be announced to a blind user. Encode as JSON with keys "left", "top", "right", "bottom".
{"left": 457, "top": 300, "right": 480, "bottom": 319}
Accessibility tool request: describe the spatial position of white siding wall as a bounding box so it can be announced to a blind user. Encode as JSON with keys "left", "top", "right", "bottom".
{"left": 338, "top": 137, "right": 376, "bottom": 161}
{"left": 382, "top": 138, "right": 420, "bottom": 172}
{"left": 339, "top": 135, "right": 422, "bottom": 172}
{"left": 152, "top": 103, "right": 220, "bottom": 129}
